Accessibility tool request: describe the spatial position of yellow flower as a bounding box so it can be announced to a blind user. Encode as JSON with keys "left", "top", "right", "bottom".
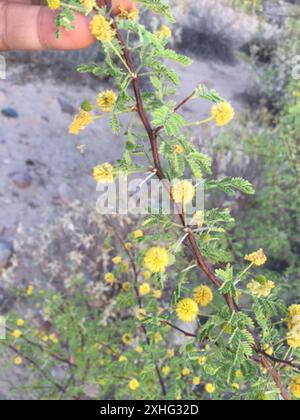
{"left": 176, "top": 298, "right": 199, "bottom": 323}
{"left": 122, "top": 282, "right": 131, "bottom": 292}
{"left": 193, "top": 285, "right": 213, "bottom": 307}
{"left": 176, "top": 391, "right": 182, "bottom": 400}
{"left": 235, "top": 369, "right": 243, "bottom": 379}
{"left": 167, "top": 349, "right": 175, "bottom": 358}
{"left": 288, "top": 305, "right": 300, "bottom": 330}
{"left": 105, "top": 272, "right": 116, "bottom": 285}
{"left": 289, "top": 376, "right": 300, "bottom": 399}
{"left": 49, "top": 334, "right": 58, "bottom": 344}
{"left": 122, "top": 333, "right": 133, "bottom": 346}
{"left": 129, "top": 379, "right": 139, "bottom": 391}
{"left": 97, "top": 90, "right": 117, "bottom": 113}
{"left": 211, "top": 101, "right": 235, "bottom": 126}
{"left": 193, "top": 376, "right": 201, "bottom": 386}
{"left": 198, "top": 356, "right": 207, "bottom": 366}
{"left": 191, "top": 210, "right": 204, "bottom": 229}
{"left": 119, "top": 355, "right": 127, "bottom": 363}
{"left": 205, "top": 383, "right": 216, "bottom": 394}
{"left": 182, "top": 367, "right": 190, "bottom": 377}
{"left": 173, "top": 144, "right": 184, "bottom": 154}
{"left": 69, "top": 111, "right": 93, "bottom": 135}
{"left": 112, "top": 256, "right": 122, "bottom": 265}
{"left": 47, "top": 0, "right": 61, "bottom": 10}
{"left": 125, "top": 242, "right": 133, "bottom": 251}
{"left": 143, "top": 271, "right": 152, "bottom": 281}
{"left": 287, "top": 328, "right": 300, "bottom": 349}
{"left": 80, "top": 0, "right": 96, "bottom": 13}
{"left": 42, "top": 334, "right": 49, "bottom": 342}
{"left": 231, "top": 383, "right": 240, "bottom": 391}
{"left": 135, "top": 345, "right": 143, "bottom": 353}
{"left": 155, "top": 25, "right": 172, "bottom": 39}
{"left": 133, "top": 230, "right": 144, "bottom": 239}
{"left": 139, "top": 283, "right": 151, "bottom": 296}
{"left": 26, "top": 285, "right": 34, "bottom": 296}
{"left": 172, "top": 180, "right": 195, "bottom": 205}
{"left": 143, "top": 247, "right": 169, "bottom": 273}
{"left": 14, "top": 357, "right": 23, "bottom": 366}
{"left": 122, "top": 262, "right": 129, "bottom": 273}
{"left": 90, "top": 15, "right": 116, "bottom": 42}
{"left": 263, "top": 344, "right": 273, "bottom": 356}
{"left": 247, "top": 276, "right": 275, "bottom": 298}
{"left": 118, "top": 4, "right": 139, "bottom": 20}
{"left": 153, "top": 332, "right": 162, "bottom": 343}
{"left": 16, "top": 319, "right": 25, "bottom": 327}
{"left": 245, "top": 249, "right": 267, "bottom": 266}
{"left": 12, "top": 330, "right": 22, "bottom": 339}
{"left": 135, "top": 308, "right": 147, "bottom": 321}
{"left": 153, "top": 290, "right": 162, "bottom": 299}
{"left": 162, "top": 366, "right": 170, "bottom": 376}
{"left": 93, "top": 163, "right": 114, "bottom": 184}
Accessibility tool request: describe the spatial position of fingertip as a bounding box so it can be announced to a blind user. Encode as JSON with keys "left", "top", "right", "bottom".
{"left": 39, "top": 9, "right": 96, "bottom": 50}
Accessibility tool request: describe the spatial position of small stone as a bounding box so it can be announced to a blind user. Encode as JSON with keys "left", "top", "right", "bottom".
{"left": 9, "top": 171, "right": 33, "bottom": 189}
{"left": 0, "top": 240, "right": 13, "bottom": 269}
{"left": 57, "top": 98, "right": 76, "bottom": 115}
{"left": 1, "top": 107, "right": 19, "bottom": 118}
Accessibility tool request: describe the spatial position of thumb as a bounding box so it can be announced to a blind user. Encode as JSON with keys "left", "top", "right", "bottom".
{"left": 0, "top": 3, "right": 96, "bottom": 51}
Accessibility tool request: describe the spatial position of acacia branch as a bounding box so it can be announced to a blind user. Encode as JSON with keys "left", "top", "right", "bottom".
{"left": 108, "top": 8, "right": 291, "bottom": 401}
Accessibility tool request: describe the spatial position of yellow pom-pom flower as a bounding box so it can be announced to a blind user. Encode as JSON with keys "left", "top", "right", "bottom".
{"left": 14, "top": 357, "right": 23, "bottom": 366}
{"left": 139, "top": 283, "right": 151, "bottom": 296}
{"left": 205, "top": 383, "right": 216, "bottom": 394}
{"left": 290, "top": 376, "right": 300, "bottom": 399}
{"left": 287, "top": 328, "right": 300, "bottom": 349}
{"left": 16, "top": 319, "right": 25, "bottom": 327}
{"left": 143, "top": 271, "right": 151, "bottom": 281}
{"left": 122, "top": 282, "right": 131, "bottom": 292}
{"left": 172, "top": 180, "right": 195, "bottom": 206}
{"left": 133, "top": 230, "right": 144, "bottom": 239}
{"left": 211, "top": 101, "right": 235, "bottom": 126}
{"left": 135, "top": 345, "right": 143, "bottom": 354}
{"left": 198, "top": 356, "right": 207, "bottom": 366}
{"left": 182, "top": 367, "right": 190, "bottom": 377}
{"left": 93, "top": 163, "right": 114, "bottom": 184}
{"left": 97, "top": 90, "right": 117, "bottom": 112}
{"left": 193, "top": 285, "right": 213, "bottom": 307}
{"left": 162, "top": 366, "right": 170, "bottom": 376}
{"left": 12, "top": 330, "right": 22, "bottom": 339}
{"left": 118, "top": 355, "right": 127, "bottom": 363}
{"left": 155, "top": 25, "right": 172, "bottom": 39}
{"left": 69, "top": 110, "right": 93, "bottom": 135}
{"left": 90, "top": 15, "right": 116, "bottom": 42}
{"left": 287, "top": 305, "right": 300, "bottom": 330}
{"left": 176, "top": 298, "right": 199, "bottom": 323}
{"left": 80, "top": 0, "right": 96, "bottom": 13}
{"left": 128, "top": 379, "right": 140, "bottom": 391}
{"left": 247, "top": 276, "right": 275, "bottom": 298}
{"left": 118, "top": 4, "right": 139, "bottom": 21}
{"left": 122, "top": 333, "right": 133, "bottom": 346}
{"left": 193, "top": 377, "right": 201, "bottom": 386}
{"left": 135, "top": 308, "right": 147, "bottom": 321}
{"left": 112, "top": 256, "right": 122, "bottom": 265}
{"left": 143, "top": 247, "right": 169, "bottom": 273}
{"left": 47, "top": 0, "right": 61, "bottom": 10}
{"left": 153, "top": 290, "right": 162, "bottom": 299}
{"left": 245, "top": 249, "right": 267, "bottom": 266}
{"left": 26, "top": 285, "right": 34, "bottom": 296}
{"left": 191, "top": 210, "right": 204, "bottom": 229}
{"left": 173, "top": 144, "right": 184, "bottom": 154}
{"left": 105, "top": 272, "right": 116, "bottom": 285}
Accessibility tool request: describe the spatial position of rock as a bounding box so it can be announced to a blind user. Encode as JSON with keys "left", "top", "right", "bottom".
{"left": 1, "top": 107, "right": 19, "bottom": 118}
{"left": 0, "top": 240, "right": 13, "bottom": 269}
{"left": 57, "top": 98, "right": 76, "bottom": 115}
{"left": 9, "top": 171, "right": 33, "bottom": 189}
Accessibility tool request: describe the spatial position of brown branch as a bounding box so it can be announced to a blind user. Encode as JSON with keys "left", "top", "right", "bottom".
{"left": 108, "top": 7, "right": 290, "bottom": 400}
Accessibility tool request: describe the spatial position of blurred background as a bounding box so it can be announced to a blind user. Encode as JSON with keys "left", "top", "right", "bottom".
{"left": 0, "top": 0, "right": 300, "bottom": 398}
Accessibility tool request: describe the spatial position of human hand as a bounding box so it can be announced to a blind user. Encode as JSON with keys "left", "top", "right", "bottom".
{"left": 0, "top": 0, "right": 135, "bottom": 51}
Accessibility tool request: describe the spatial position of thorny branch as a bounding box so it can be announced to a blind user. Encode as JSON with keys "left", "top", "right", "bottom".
{"left": 105, "top": 1, "right": 292, "bottom": 400}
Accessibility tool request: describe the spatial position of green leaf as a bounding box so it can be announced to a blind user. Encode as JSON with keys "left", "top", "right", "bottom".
{"left": 206, "top": 177, "right": 255, "bottom": 195}
{"left": 139, "top": 0, "right": 175, "bottom": 22}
